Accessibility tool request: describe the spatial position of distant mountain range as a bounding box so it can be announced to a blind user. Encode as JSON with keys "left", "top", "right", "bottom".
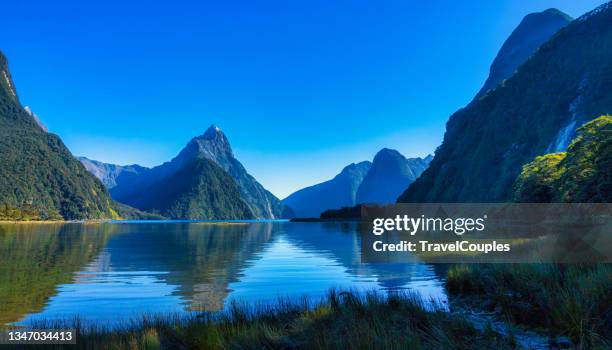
{"left": 283, "top": 149, "right": 431, "bottom": 218}
{"left": 282, "top": 161, "right": 371, "bottom": 218}
{"left": 399, "top": 4, "right": 612, "bottom": 202}
{"left": 78, "top": 157, "right": 148, "bottom": 189}
{"left": 82, "top": 126, "right": 288, "bottom": 220}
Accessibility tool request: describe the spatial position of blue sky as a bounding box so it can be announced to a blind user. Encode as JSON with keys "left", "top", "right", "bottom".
{"left": 2, "top": 0, "right": 606, "bottom": 198}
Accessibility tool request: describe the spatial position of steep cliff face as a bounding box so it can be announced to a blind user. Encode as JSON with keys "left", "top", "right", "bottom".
{"left": 122, "top": 158, "right": 253, "bottom": 220}
{"left": 399, "top": 4, "right": 612, "bottom": 203}
{"left": 283, "top": 161, "right": 371, "bottom": 218}
{"left": 0, "top": 51, "right": 117, "bottom": 220}
{"left": 475, "top": 9, "right": 572, "bottom": 99}
{"left": 0, "top": 53, "right": 18, "bottom": 104}
{"left": 79, "top": 157, "right": 148, "bottom": 189}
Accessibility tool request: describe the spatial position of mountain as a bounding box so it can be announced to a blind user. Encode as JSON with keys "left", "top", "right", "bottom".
{"left": 121, "top": 158, "right": 253, "bottom": 219}
{"left": 111, "top": 126, "right": 285, "bottom": 219}
{"left": 399, "top": 3, "right": 612, "bottom": 203}
{"left": 168, "top": 126, "right": 285, "bottom": 218}
{"left": 282, "top": 161, "right": 371, "bottom": 218}
{"left": 283, "top": 149, "right": 431, "bottom": 218}
{"left": 475, "top": 9, "right": 572, "bottom": 99}
{"left": 513, "top": 115, "right": 611, "bottom": 203}
{"left": 78, "top": 157, "right": 148, "bottom": 189}
{"left": 356, "top": 149, "right": 430, "bottom": 204}
{"left": 0, "top": 51, "right": 117, "bottom": 220}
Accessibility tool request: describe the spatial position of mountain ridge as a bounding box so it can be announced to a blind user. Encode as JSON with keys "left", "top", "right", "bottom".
{"left": 123, "top": 158, "right": 253, "bottom": 220}
{"left": 78, "top": 157, "right": 149, "bottom": 189}
{"left": 109, "top": 125, "right": 285, "bottom": 219}
{"left": 399, "top": 3, "right": 612, "bottom": 203}
{"left": 282, "top": 161, "right": 372, "bottom": 218}
{"left": 283, "top": 149, "right": 431, "bottom": 218}
{"left": 0, "top": 51, "right": 119, "bottom": 220}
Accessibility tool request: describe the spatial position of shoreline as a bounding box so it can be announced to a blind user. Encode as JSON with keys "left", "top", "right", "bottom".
{"left": 290, "top": 217, "right": 360, "bottom": 222}
{"left": 2, "top": 290, "right": 519, "bottom": 349}
{"left": 0, "top": 219, "right": 292, "bottom": 224}
{"left": 0, "top": 220, "right": 107, "bottom": 224}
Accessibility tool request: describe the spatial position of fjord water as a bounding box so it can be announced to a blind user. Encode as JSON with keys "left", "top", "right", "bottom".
{"left": 0, "top": 222, "right": 447, "bottom": 327}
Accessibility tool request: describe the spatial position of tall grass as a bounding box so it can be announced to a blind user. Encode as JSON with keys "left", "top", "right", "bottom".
{"left": 446, "top": 264, "right": 612, "bottom": 348}
{"left": 7, "top": 290, "right": 514, "bottom": 350}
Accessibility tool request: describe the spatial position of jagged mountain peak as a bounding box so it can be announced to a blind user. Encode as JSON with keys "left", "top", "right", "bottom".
{"left": 202, "top": 124, "right": 224, "bottom": 139}
{"left": 111, "top": 124, "right": 285, "bottom": 219}
{"left": 177, "top": 124, "right": 234, "bottom": 163}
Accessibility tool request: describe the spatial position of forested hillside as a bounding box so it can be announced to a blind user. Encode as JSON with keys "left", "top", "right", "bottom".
{"left": 399, "top": 4, "right": 612, "bottom": 203}
{"left": 513, "top": 115, "right": 611, "bottom": 203}
{"left": 0, "top": 51, "right": 117, "bottom": 220}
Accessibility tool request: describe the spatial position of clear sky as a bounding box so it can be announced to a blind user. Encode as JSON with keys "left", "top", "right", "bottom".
{"left": 2, "top": 0, "right": 607, "bottom": 198}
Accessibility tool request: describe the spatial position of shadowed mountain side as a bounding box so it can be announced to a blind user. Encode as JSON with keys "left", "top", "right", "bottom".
{"left": 399, "top": 3, "right": 612, "bottom": 203}
{"left": 282, "top": 162, "right": 371, "bottom": 218}
{"left": 284, "top": 150, "right": 431, "bottom": 218}
{"left": 356, "top": 149, "right": 430, "bottom": 204}
{"left": 475, "top": 8, "right": 572, "bottom": 100}
{"left": 116, "top": 158, "right": 253, "bottom": 220}
{"left": 172, "top": 126, "right": 286, "bottom": 219}
{"left": 78, "top": 157, "right": 148, "bottom": 189}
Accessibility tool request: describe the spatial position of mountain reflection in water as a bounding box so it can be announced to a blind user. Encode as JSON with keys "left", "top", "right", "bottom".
{"left": 0, "top": 221, "right": 447, "bottom": 326}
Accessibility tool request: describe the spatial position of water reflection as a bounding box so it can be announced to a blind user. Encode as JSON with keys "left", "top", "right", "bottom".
{"left": 0, "top": 221, "right": 447, "bottom": 326}
{"left": 0, "top": 223, "right": 116, "bottom": 325}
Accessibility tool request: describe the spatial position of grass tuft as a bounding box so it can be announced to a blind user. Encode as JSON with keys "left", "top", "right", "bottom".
{"left": 6, "top": 290, "right": 517, "bottom": 349}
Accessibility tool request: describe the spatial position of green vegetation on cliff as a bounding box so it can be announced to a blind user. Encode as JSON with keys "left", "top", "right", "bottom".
{"left": 123, "top": 158, "right": 253, "bottom": 220}
{"left": 0, "top": 52, "right": 118, "bottom": 220}
{"left": 513, "top": 115, "right": 612, "bottom": 202}
{"left": 399, "top": 4, "right": 612, "bottom": 203}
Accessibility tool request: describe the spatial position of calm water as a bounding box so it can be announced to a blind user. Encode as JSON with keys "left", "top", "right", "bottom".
{"left": 0, "top": 221, "right": 447, "bottom": 326}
